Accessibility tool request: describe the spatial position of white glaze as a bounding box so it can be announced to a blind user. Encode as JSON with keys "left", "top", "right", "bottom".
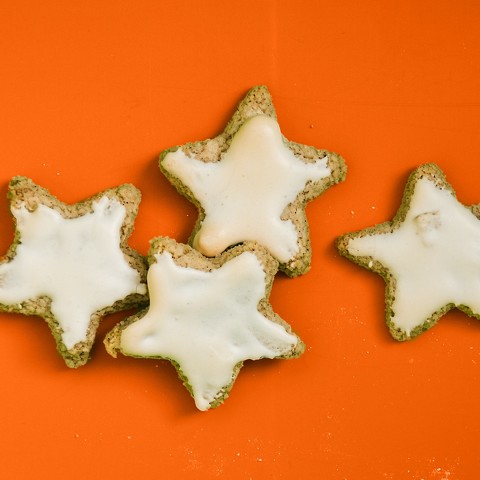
{"left": 0, "top": 196, "right": 144, "bottom": 349}
{"left": 347, "top": 178, "right": 480, "bottom": 335}
{"left": 162, "top": 115, "right": 331, "bottom": 262}
{"left": 120, "top": 250, "right": 298, "bottom": 411}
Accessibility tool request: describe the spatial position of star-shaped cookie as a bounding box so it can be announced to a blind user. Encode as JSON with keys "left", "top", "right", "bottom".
{"left": 337, "top": 163, "right": 480, "bottom": 339}
{"left": 0, "top": 176, "right": 148, "bottom": 367}
{"left": 159, "top": 85, "right": 346, "bottom": 277}
{"left": 104, "top": 238, "right": 304, "bottom": 411}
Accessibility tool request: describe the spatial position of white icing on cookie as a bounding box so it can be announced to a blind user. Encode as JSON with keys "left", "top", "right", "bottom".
{"left": 162, "top": 115, "right": 331, "bottom": 263}
{"left": 347, "top": 178, "right": 480, "bottom": 335}
{"left": 0, "top": 196, "right": 144, "bottom": 349}
{"left": 120, "top": 250, "right": 298, "bottom": 411}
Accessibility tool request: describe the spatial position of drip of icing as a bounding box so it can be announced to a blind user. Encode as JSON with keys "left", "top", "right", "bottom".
{"left": 120, "top": 251, "right": 298, "bottom": 411}
{"left": 0, "top": 196, "right": 144, "bottom": 349}
{"left": 162, "top": 115, "right": 331, "bottom": 262}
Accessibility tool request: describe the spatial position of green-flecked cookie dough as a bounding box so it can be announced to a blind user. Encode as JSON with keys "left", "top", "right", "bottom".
{"left": 0, "top": 176, "right": 148, "bottom": 367}
{"left": 159, "top": 85, "right": 346, "bottom": 277}
{"left": 105, "top": 237, "right": 304, "bottom": 411}
{"left": 337, "top": 163, "right": 480, "bottom": 340}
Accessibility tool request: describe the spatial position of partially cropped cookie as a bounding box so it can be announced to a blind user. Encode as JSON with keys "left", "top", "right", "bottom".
{"left": 105, "top": 237, "right": 304, "bottom": 411}
{"left": 0, "top": 176, "right": 148, "bottom": 367}
{"left": 159, "top": 85, "right": 346, "bottom": 277}
{"left": 337, "top": 163, "right": 480, "bottom": 340}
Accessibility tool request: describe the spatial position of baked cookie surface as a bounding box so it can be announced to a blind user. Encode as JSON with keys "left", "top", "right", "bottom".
{"left": 0, "top": 176, "right": 148, "bottom": 367}
{"left": 159, "top": 85, "right": 346, "bottom": 277}
{"left": 337, "top": 163, "right": 480, "bottom": 340}
{"left": 105, "top": 237, "right": 304, "bottom": 411}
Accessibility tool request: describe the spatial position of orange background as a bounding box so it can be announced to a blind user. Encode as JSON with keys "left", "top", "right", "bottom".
{"left": 1, "top": 1, "right": 480, "bottom": 479}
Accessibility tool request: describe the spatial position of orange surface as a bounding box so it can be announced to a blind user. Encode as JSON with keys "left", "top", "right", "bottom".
{"left": 1, "top": 1, "right": 480, "bottom": 479}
